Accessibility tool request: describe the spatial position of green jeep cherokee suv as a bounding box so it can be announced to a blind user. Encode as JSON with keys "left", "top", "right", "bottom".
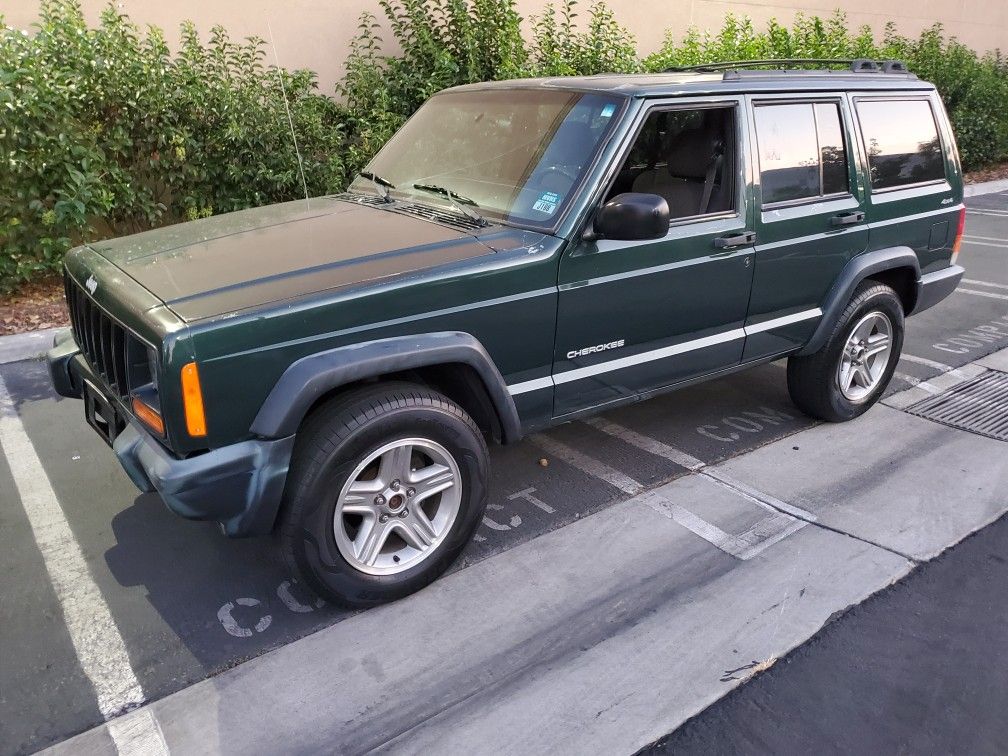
{"left": 48, "top": 60, "right": 966, "bottom": 606}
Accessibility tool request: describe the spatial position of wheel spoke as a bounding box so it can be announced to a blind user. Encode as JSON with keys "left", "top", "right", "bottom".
{"left": 855, "top": 365, "right": 873, "bottom": 388}
{"left": 394, "top": 513, "right": 436, "bottom": 551}
{"left": 854, "top": 317, "right": 877, "bottom": 341}
{"left": 409, "top": 463, "right": 455, "bottom": 503}
{"left": 342, "top": 480, "right": 381, "bottom": 514}
{"left": 356, "top": 519, "right": 390, "bottom": 566}
{"left": 378, "top": 443, "right": 412, "bottom": 484}
{"left": 839, "top": 358, "right": 856, "bottom": 392}
{"left": 865, "top": 331, "right": 890, "bottom": 356}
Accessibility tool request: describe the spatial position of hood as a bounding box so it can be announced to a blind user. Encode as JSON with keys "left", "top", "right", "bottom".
{"left": 88, "top": 197, "right": 495, "bottom": 322}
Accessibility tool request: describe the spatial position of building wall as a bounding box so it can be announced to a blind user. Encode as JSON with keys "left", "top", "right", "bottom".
{"left": 6, "top": 0, "right": 1005, "bottom": 94}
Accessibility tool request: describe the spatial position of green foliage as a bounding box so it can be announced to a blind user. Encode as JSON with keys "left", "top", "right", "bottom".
{"left": 2, "top": 3, "right": 1006, "bottom": 291}
{"left": 0, "top": 0, "right": 346, "bottom": 289}
{"left": 337, "top": 0, "right": 637, "bottom": 182}
{"left": 526, "top": 1, "right": 638, "bottom": 76}
{"left": 643, "top": 11, "right": 1008, "bottom": 171}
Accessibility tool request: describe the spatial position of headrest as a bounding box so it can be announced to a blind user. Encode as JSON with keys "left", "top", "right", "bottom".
{"left": 667, "top": 129, "right": 721, "bottom": 180}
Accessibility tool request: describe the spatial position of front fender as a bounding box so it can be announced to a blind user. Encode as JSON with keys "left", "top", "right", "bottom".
{"left": 249, "top": 331, "right": 522, "bottom": 442}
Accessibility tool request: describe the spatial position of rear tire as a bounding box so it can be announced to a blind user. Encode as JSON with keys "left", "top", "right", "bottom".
{"left": 277, "top": 382, "right": 489, "bottom": 608}
{"left": 787, "top": 281, "right": 904, "bottom": 422}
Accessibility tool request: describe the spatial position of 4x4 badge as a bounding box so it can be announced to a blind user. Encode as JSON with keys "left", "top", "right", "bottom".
{"left": 85, "top": 275, "right": 98, "bottom": 295}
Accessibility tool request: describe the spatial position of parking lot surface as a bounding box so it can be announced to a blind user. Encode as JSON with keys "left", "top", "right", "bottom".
{"left": 1, "top": 191, "right": 1007, "bottom": 753}
{"left": 641, "top": 511, "right": 1008, "bottom": 756}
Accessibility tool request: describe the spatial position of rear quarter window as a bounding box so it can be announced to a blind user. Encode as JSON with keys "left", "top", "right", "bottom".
{"left": 856, "top": 98, "right": 945, "bottom": 190}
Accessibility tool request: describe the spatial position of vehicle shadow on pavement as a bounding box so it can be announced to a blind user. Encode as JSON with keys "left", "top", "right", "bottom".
{"left": 103, "top": 492, "right": 351, "bottom": 681}
{"left": 0, "top": 358, "right": 70, "bottom": 409}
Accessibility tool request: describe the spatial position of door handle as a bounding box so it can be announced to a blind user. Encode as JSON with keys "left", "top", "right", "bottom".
{"left": 830, "top": 211, "right": 865, "bottom": 227}
{"left": 713, "top": 231, "right": 756, "bottom": 249}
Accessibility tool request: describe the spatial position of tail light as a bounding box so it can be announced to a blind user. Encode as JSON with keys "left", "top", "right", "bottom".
{"left": 950, "top": 205, "right": 966, "bottom": 265}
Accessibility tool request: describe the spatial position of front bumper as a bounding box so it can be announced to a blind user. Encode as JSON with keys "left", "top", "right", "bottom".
{"left": 47, "top": 335, "right": 294, "bottom": 537}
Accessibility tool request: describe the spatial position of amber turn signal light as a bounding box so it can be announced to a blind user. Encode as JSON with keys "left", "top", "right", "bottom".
{"left": 131, "top": 395, "right": 165, "bottom": 436}
{"left": 180, "top": 361, "right": 207, "bottom": 437}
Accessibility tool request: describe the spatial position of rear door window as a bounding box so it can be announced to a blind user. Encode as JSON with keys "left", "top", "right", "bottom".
{"left": 856, "top": 99, "right": 945, "bottom": 190}
{"left": 754, "top": 102, "right": 849, "bottom": 205}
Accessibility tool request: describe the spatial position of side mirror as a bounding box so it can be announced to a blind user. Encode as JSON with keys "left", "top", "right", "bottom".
{"left": 590, "top": 192, "right": 670, "bottom": 241}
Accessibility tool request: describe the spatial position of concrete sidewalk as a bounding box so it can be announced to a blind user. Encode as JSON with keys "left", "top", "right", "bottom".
{"left": 49, "top": 348, "right": 1008, "bottom": 755}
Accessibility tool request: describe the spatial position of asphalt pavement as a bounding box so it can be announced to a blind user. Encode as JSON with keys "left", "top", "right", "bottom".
{"left": 0, "top": 189, "right": 1006, "bottom": 754}
{"left": 640, "top": 510, "right": 1008, "bottom": 756}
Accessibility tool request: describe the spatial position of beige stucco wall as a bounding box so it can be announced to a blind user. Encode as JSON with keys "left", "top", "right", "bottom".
{"left": 5, "top": 1, "right": 1006, "bottom": 94}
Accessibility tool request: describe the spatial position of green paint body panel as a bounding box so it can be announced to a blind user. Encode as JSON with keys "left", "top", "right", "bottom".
{"left": 50, "top": 69, "right": 964, "bottom": 535}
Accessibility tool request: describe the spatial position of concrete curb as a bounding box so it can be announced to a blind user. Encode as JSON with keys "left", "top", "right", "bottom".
{"left": 0, "top": 327, "right": 65, "bottom": 365}
{"left": 964, "top": 178, "right": 1008, "bottom": 197}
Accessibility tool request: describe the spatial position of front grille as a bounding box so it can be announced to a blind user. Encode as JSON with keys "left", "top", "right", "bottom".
{"left": 64, "top": 272, "right": 147, "bottom": 401}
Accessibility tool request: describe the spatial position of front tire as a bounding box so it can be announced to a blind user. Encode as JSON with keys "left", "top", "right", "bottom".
{"left": 277, "top": 382, "right": 489, "bottom": 608}
{"left": 787, "top": 281, "right": 904, "bottom": 422}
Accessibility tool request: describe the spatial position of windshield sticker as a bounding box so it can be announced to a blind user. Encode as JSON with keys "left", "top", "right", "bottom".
{"left": 600, "top": 103, "right": 616, "bottom": 118}
{"left": 532, "top": 191, "right": 561, "bottom": 215}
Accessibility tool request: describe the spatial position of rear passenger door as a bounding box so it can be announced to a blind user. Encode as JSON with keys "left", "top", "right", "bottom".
{"left": 851, "top": 94, "right": 960, "bottom": 274}
{"left": 743, "top": 94, "right": 868, "bottom": 362}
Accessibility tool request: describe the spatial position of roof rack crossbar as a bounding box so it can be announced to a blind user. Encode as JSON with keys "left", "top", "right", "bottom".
{"left": 663, "top": 58, "right": 911, "bottom": 75}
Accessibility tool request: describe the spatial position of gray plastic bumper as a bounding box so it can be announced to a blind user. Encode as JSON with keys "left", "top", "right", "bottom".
{"left": 113, "top": 425, "right": 295, "bottom": 537}
{"left": 910, "top": 264, "right": 965, "bottom": 316}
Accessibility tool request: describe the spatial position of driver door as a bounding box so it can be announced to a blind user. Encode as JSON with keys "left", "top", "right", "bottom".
{"left": 553, "top": 96, "right": 756, "bottom": 417}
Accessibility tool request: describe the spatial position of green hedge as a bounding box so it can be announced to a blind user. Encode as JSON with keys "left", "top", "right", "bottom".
{"left": 2, "top": 1, "right": 1006, "bottom": 290}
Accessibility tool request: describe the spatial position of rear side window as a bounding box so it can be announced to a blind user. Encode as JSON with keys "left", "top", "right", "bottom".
{"left": 856, "top": 99, "right": 945, "bottom": 190}
{"left": 754, "top": 102, "right": 849, "bottom": 205}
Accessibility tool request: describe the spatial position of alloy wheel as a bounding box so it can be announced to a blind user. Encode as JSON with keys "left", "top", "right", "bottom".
{"left": 333, "top": 437, "right": 462, "bottom": 576}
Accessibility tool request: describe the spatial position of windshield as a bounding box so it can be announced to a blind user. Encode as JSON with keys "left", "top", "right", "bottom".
{"left": 351, "top": 89, "right": 625, "bottom": 228}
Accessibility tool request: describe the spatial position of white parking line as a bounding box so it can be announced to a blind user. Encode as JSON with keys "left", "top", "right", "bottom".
{"left": 106, "top": 709, "right": 169, "bottom": 756}
{"left": 895, "top": 372, "right": 940, "bottom": 393}
{"left": 962, "top": 239, "right": 1008, "bottom": 248}
{"left": 0, "top": 374, "right": 166, "bottom": 753}
{"left": 963, "top": 278, "right": 1008, "bottom": 291}
{"left": 532, "top": 434, "right": 642, "bottom": 495}
{"left": 583, "top": 416, "right": 705, "bottom": 471}
{"left": 580, "top": 416, "right": 815, "bottom": 560}
{"left": 963, "top": 235, "right": 1008, "bottom": 242}
{"left": 957, "top": 288, "right": 1008, "bottom": 301}
{"left": 899, "top": 353, "right": 966, "bottom": 378}
{"left": 967, "top": 209, "right": 1008, "bottom": 217}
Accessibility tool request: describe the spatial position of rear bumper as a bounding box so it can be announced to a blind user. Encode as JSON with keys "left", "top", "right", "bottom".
{"left": 46, "top": 334, "right": 293, "bottom": 537}
{"left": 910, "top": 264, "right": 965, "bottom": 316}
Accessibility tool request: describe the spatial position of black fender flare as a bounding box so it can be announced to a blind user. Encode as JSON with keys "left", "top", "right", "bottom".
{"left": 799, "top": 247, "right": 921, "bottom": 356}
{"left": 250, "top": 331, "right": 522, "bottom": 442}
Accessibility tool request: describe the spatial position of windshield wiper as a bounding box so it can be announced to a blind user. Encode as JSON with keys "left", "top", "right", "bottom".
{"left": 412, "top": 183, "right": 488, "bottom": 227}
{"left": 358, "top": 170, "right": 395, "bottom": 202}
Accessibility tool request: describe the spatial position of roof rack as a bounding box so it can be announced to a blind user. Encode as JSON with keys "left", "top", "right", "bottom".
{"left": 664, "top": 58, "right": 913, "bottom": 76}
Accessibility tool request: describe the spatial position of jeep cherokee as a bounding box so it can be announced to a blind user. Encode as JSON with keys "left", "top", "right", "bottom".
{"left": 48, "top": 60, "right": 966, "bottom": 606}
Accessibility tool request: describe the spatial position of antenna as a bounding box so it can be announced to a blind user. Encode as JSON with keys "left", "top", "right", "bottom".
{"left": 267, "top": 22, "right": 310, "bottom": 207}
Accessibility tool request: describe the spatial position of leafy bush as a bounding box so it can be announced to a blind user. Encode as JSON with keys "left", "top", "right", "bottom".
{"left": 0, "top": 0, "right": 346, "bottom": 289}
{"left": 337, "top": 0, "right": 636, "bottom": 182}
{"left": 526, "top": 1, "right": 638, "bottom": 76}
{"left": 2, "top": 2, "right": 1006, "bottom": 291}
{"left": 643, "top": 12, "right": 1008, "bottom": 171}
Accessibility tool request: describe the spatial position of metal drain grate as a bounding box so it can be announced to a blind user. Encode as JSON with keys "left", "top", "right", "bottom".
{"left": 906, "top": 370, "right": 1008, "bottom": 441}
